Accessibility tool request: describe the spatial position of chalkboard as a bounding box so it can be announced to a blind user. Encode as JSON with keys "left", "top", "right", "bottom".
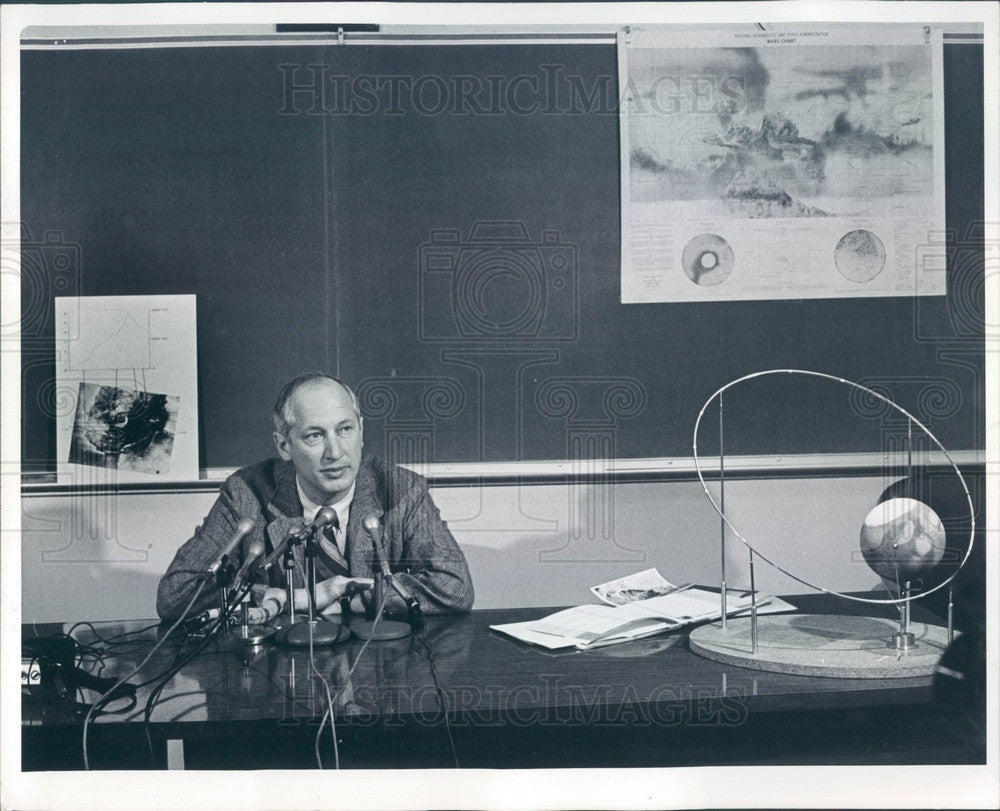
{"left": 20, "top": 41, "right": 985, "bottom": 474}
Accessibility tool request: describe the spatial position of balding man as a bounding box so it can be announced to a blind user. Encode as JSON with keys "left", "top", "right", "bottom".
{"left": 156, "top": 373, "right": 474, "bottom": 622}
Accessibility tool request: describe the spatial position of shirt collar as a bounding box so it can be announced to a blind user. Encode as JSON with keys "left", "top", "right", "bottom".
{"left": 296, "top": 477, "right": 355, "bottom": 530}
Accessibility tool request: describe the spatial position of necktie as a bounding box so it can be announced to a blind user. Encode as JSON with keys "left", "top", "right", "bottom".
{"left": 317, "top": 514, "right": 349, "bottom": 577}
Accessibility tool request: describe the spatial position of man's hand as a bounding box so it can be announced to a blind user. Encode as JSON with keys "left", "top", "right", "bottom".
{"left": 261, "top": 578, "right": 372, "bottom": 616}
{"left": 257, "top": 587, "right": 287, "bottom": 621}
{"left": 312, "top": 576, "right": 373, "bottom": 613}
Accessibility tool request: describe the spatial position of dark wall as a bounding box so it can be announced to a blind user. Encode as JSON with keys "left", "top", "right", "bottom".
{"left": 21, "top": 43, "right": 986, "bottom": 472}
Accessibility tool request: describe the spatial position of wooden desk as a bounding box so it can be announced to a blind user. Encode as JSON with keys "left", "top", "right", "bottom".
{"left": 22, "top": 595, "right": 984, "bottom": 770}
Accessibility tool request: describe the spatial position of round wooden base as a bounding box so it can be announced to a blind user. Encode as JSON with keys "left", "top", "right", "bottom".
{"left": 688, "top": 614, "right": 953, "bottom": 679}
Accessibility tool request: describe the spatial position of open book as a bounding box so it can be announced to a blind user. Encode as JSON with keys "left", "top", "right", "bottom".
{"left": 490, "top": 569, "right": 795, "bottom": 650}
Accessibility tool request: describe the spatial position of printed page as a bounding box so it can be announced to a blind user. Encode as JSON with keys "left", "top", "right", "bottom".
{"left": 488, "top": 621, "right": 581, "bottom": 650}
{"left": 590, "top": 567, "right": 678, "bottom": 605}
{"left": 523, "top": 603, "right": 675, "bottom": 643}
{"left": 628, "top": 587, "right": 738, "bottom": 621}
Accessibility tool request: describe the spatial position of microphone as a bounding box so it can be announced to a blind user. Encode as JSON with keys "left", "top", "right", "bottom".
{"left": 362, "top": 513, "right": 391, "bottom": 577}
{"left": 256, "top": 531, "right": 297, "bottom": 574}
{"left": 205, "top": 519, "right": 255, "bottom": 579}
{"left": 231, "top": 536, "right": 265, "bottom": 586}
{"left": 312, "top": 506, "right": 339, "bottom": 534}
{"left": 257, "top": 506, "right": 340, "bottom": 572}
{"left": 363, "top": 512, "right": 422, "bottom": 628}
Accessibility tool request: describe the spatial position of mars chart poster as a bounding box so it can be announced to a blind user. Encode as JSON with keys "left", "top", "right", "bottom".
{"left": 618, "top": 23, "right": 946, "bottom": 303}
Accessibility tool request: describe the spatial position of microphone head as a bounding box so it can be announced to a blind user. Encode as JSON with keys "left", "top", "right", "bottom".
{"left": 362, "top": 513, "right": 382, "bottom": 534}
{"left": 312, "top": 506, "right": 338, "bottom": 528}
{"left": 206, "top": 517, "right": 256, "bottom": 575}
{"left": 245, "top": 537, "right": 265, "bottom": 559}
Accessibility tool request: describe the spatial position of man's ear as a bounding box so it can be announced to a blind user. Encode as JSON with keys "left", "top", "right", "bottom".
{"left": 273, "top": 430, "right": 292, "bottom": 461}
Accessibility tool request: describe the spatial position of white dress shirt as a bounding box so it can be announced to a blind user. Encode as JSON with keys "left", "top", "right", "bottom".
{"left": 296, "top": 477, "right": 355, "bottom": 570}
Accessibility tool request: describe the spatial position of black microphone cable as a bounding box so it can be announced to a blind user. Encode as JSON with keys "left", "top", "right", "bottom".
{"left": 355, "top": 512, "right": 457, "bottom": 763}
{"left": 139, "top": 615, "right": 221, "bottom": 759}
{"left": 314, "top": 584, "right": 388, "bottom": 769}
{"left": 22, "top": 631, "right": 122, "bottom": 716}
{"left": 139, "top": 633, "right": 216, "bottom": 760}
{"left": 289, "top": 556, "right": 341, "bottom": 770}
{"left": 362, "top": 531, "right": 458, "bottom": 769}
{"left": 82, "top": 580, "right": 206, "bottom": 770}
{"left": 413, "top": 623, "right": 459, "bottom": 768}
{"left": 67, "top": 620, "right": 162, "bottom": 648}
{"left": 139, "top": 576, "right": 255, "bottom": 747}
{"left": 139, "top": 575, "right": 258, "bottom": 758}
{"left": 103, "top": 620, "right": 215, "bottom": 761}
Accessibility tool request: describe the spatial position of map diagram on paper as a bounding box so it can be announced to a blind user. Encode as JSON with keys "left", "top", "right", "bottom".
{"left": 55, "top": 295, "right": 199, "bottom": 482}
{"left": 618, "top": 23, "right": 947, "bottom": 303}
{"left": 66, "top": 310, "right": 153, "bottom": 372}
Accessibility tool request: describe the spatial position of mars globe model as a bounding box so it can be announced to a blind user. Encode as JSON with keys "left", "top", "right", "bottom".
{"left": 859, "top": 497, "right": 947, "bottom": 583}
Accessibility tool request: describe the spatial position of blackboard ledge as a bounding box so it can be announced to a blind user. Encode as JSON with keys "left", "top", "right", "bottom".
{"left": 20, "top": 450, "right": 986, "bottom": 496}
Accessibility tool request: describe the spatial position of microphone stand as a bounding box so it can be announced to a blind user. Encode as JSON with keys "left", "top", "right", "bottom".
{"left": 351, "top": 528, "right": 418, "bottom": 641}
{"left": 210, "top": 560, "right": 276, "bottom": 649}
{"left": 211, "top": 554, "right": 278, "bottom": 647}
{"left": 351, "top": 573, "right": 412, "bottom": 641}
{"left": 274, "top": 527, "right": 350, "bottom": 647}
{"left": 216, "top": 563, "right": 234, "bottom": 637}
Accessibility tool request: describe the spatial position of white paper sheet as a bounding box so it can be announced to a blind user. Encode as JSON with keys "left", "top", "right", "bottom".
{"left": 55, "top": 294, "right": 199, "bottom": 482}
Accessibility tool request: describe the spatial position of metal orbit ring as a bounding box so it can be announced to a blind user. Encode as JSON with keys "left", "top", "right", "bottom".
{"left": 692, "top": 369, "right": 976, "bottom": 606}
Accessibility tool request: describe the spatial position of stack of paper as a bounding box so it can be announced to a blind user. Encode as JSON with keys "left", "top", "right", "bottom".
{"left": 491, "top": 569, "right": 795, "bottom": 650}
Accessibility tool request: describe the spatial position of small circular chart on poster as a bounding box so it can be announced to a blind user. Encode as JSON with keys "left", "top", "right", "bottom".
{"left": 834, "top": 229, "right": 886, "bottom": 282}
{"left": 681, "top": 233, "right": 734, "bottom": 286}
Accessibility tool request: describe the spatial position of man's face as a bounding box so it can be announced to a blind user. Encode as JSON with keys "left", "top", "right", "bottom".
{"left": 273, "top": 379, "right": 363, "bottom": 505}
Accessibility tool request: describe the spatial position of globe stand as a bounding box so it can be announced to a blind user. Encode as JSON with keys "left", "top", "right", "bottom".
{"left": 689, "top": 614, "right": 953, "bottom": 678}
{"left": 716, "top": 391, "right": 760, "bottom": 652}
{"left": 947, "top": 584, "right": 955, "bottom": 645}
{"left": 889, "top": 580, "right": 916, "bottom": 651}
{"left": 690, "top": 370, "right": 976, "bottom": 680}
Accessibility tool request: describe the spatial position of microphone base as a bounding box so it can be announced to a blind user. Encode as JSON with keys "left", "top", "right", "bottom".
{"left": 238, "top": 624, "right": 276, "bottom": 647}
{"left": 349, "top": 618, "right": 411, "bottom": 641}
{"left": 274, "top": 619, "right": 351, "bottom": 647}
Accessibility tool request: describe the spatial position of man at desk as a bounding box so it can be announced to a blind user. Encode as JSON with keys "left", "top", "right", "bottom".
{"left": 157, "top": 373, "right": 474, "bottom": 621}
